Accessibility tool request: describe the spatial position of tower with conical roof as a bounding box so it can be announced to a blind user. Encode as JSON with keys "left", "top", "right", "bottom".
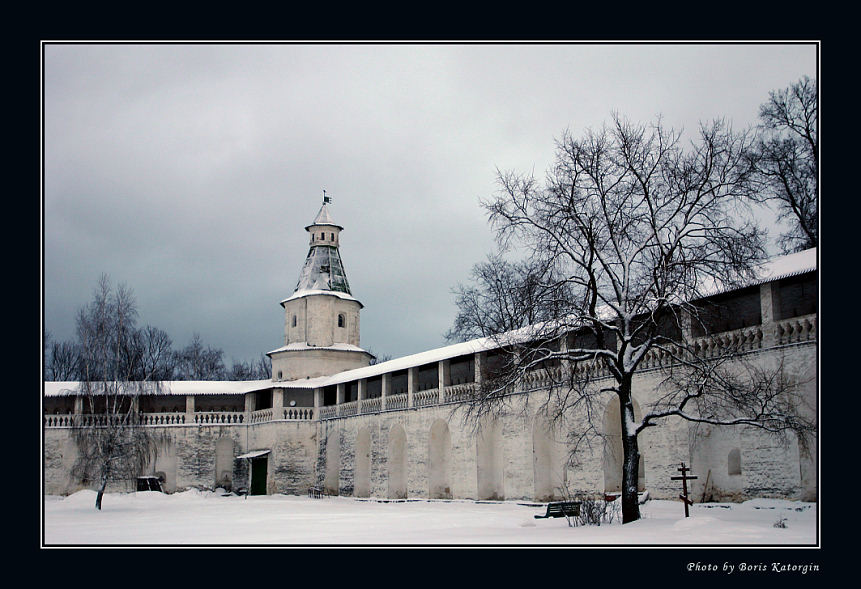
{"left": 268, "top": 195, "right": 374, "bottom": 381}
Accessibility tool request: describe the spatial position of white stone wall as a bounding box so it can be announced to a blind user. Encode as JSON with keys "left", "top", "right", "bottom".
{"left": 44, "top": 341, "right": 816, "bottom": 503}
{"left": 313, "top": 342, "right": 816, "bottom": 503}
{"left": 44, "top": 421, "right": 318, "bottom": 496}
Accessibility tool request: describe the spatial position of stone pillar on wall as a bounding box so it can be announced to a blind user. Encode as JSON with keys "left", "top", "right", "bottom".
{"left": 337, "top": 383, "right": 345, "bottom": 417}
{"left": 475, "top": 351, "right": 485, "bottom": 385}
{"left": 185, "top": 395, "right": 195, "bottom": 424}
{"left": 272, "top": 388, "right": 283, "bottom": 419}
{"left": 681, "top": 308, "right": 694, "bottom": 342}
{"left": 74, "top": 395, "right": 83, "bottom": 414}
{"left": 244, "top": 392, "right": 255, "bottom": 422}
{"left": 313, "top": 387, "right": 322, "bottom": 420}
{"left": 358, "top": 379, "right": 366, "bottom": 413}
{"left": 381, "top": 372, "right": 390, "bottom": 411}
{"left": 760, "top": 282, "right": 781, "bottom": 348}
{"left": 438, "top": 359, "right": 450, "bottom": 404}
{"left": 408, "top": 367, "right": 417, "bottom": 408}
{"left": 558, "top": 333, "right": 569, "bottom": 375}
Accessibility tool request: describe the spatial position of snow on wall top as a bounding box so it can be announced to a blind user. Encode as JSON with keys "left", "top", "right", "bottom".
{"left": 694, "top": 247, "right": 818, "bottom": 300}
{"left": 277, "top": 337, "right": 496, "bottom": 389}
{"left": 43, "top": 380, "right": 274, "bottom": 397}
{"left": 267, "top": 342, "right": 371, "bottom": 355}
{"left": 754, "top": 247, "right": 817, "bottom": 284}
{"left": 280, "top": 288, "right": 361, "bottom": 306}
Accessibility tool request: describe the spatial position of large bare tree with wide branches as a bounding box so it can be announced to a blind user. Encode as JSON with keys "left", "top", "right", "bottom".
{"left": 450, "top": 114, "right": 814, "bottom": 523}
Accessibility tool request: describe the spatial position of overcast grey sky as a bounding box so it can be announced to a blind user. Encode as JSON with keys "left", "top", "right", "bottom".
{"left": 43, "top": 43, "right": 817, "bottom": 366}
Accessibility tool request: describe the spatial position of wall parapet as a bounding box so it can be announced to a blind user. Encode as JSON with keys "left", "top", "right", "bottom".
{"left": 42, "top": 407, "right": 320, "bottom": 428}
{"left": 361, "top": 396, "right": 382, "bottom": 414}
{"left": 44, "top": 315, "right": 817, "bottom": 428}
{"left": 776, "top": 314, "right": 816, "bottom": 346}
{"left": 195, "top": 411, "right": 244, "bottom": 424}
{"left": 443, "top": 383, "right": 475, "bottom": 404}
{"left": 385, "top": 393, "right": 408, "bottom": 411}
{"left": 414, "top": 388, "right": 439, "bottom": 408}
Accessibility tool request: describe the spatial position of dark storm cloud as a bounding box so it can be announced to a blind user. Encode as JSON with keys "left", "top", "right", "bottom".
{"left": 43, "top": 43, "right": 817, "bottom": 364}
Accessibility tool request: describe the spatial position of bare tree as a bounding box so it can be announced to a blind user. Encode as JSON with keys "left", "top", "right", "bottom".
{"left": 47, "top": 340, "right": 82, "bottom": 380}
{"left": 251, "top": 354, "right": 272, "bottom": 379}
{"left": 452, "top": 114, "right": 813, "bottom": 523}
{"left": 226, "top": 354, "right": 272, "bottom": 380}
{"left": 227, "top": 355, "right": 271, "bottom": 380}
{"left": 366, "top": 348, "right": 390, "bottom": 365}
{"left": 43, "top": 328, "right": 52, "bottom": 378}
{"left": 446, "top": 253, "right": 570, "bottom": 342}
{"left": 752, "top": 76, "right": 818, "bottom": 253}
{"left": 227, "top": 359, "right": 254, "bottom": 380}
{"left": 70, "top": 275, "right": 161, "bottom": 510}
{"left": 133, "top": 326, "right": 176, "bottom": 381}
{"left": 174, "top": 333, "right": 225, "bottom": 380}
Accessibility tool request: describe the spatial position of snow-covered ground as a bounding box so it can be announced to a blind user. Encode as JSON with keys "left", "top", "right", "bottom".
{"left": 42, "top": 490, "right": 817, "bottom": 546}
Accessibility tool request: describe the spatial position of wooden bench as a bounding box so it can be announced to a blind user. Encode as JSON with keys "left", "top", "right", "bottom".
{"left": 534, "top": 501, "right": 581, "bottom": 519}
{"left": 308, "top": 486, "right": 328, "bottom": 499}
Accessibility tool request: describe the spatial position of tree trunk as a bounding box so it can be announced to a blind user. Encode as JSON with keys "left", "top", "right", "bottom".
{"left": 620, "top": 427, "right": 641, "bottom": 523}
{"left": 95, "top": 478, "right": 107, "bottom": 510}
{"left": 619, "top": 378, "right": 641, "bottom": 524}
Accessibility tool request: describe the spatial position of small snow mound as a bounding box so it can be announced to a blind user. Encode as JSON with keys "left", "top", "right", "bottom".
{"left": 672, "top": 516, "right": 719, "bottom": 531}
{"left": 172, "top": 488, "right": 213, "bottom": 501}
{"left": 61, "top": 490, "right": 99, "bottom": 507}
{"left": 741, "top": 498, "right": 804, "bottom": 510}
{"left": 134, "top": 490, "right": 170, "bottom": 502}
{"left": 519, "top": 520, "right": 537, "bottom": 527}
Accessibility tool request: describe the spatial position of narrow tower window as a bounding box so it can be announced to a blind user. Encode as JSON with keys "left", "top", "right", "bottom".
{"left": 321, "top": 232, "right": 325, "bottom": 240}
{"left": 331, "top": 233, "right": 335, "bottom": 240}
{"left": 338, "top": 314, "right": 345, "bottom": 328}
{"left": 292, "top": 315, "right": 297, "bottom": 327}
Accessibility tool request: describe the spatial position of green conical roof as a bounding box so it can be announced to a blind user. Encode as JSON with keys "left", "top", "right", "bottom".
{"left": 293, "top": 201, "right": 351, "bottom": 295}
{"left": 294, "top": 244, "right": 352, "bottom": 294}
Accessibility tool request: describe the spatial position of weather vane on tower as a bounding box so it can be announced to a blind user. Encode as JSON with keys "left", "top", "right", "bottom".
{"left": 323, "top": 189, "right": 332, "bottom": 205}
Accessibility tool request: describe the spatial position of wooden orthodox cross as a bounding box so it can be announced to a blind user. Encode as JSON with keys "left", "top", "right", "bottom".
{"left": 670, "top": 462, "right": 698, "bottom": 517}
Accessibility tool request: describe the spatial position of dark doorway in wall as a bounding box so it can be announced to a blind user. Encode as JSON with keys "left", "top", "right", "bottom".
{"left": 250, "top": 457, "right": 268, "bottom": 495}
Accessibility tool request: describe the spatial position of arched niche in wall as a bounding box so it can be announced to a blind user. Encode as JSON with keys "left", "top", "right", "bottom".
{"left": 533, "top": 414, "right": 566, "bottom": 502}
{"left": 354, "top": 428, "right": 372, "bottom": 498}
{"left": 428, "top": 419, "right": 451, "bottom": 499}
{"left": 324, "top": 428, "right": 341, "bottom": 495}
{"left": 476, "top": 418, "right": 504, "bottom": 501}
{"left": 388, "top": 424, "right": 408, "bottom": 499}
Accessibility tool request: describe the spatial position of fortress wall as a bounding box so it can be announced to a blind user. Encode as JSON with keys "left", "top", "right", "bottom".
{"left": 314, "top": 341, "right": 816, "bottom": 503}
{"left": 44, "top": 421, "right": 317, "bottom": 497}
{"left": 44, "top": 341, "right": 816, "bottom": 503}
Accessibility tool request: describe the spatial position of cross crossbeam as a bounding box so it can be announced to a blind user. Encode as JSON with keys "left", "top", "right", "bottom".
{"left": 670, "top": 462, "right": 698, "bottom": 517}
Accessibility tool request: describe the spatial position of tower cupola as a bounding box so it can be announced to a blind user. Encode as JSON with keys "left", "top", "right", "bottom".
{"left": 295, "top": 197, "right": 350, "bottom": 294}
{"left": 267, "top": 194, "right": 374, "bottom": 381}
